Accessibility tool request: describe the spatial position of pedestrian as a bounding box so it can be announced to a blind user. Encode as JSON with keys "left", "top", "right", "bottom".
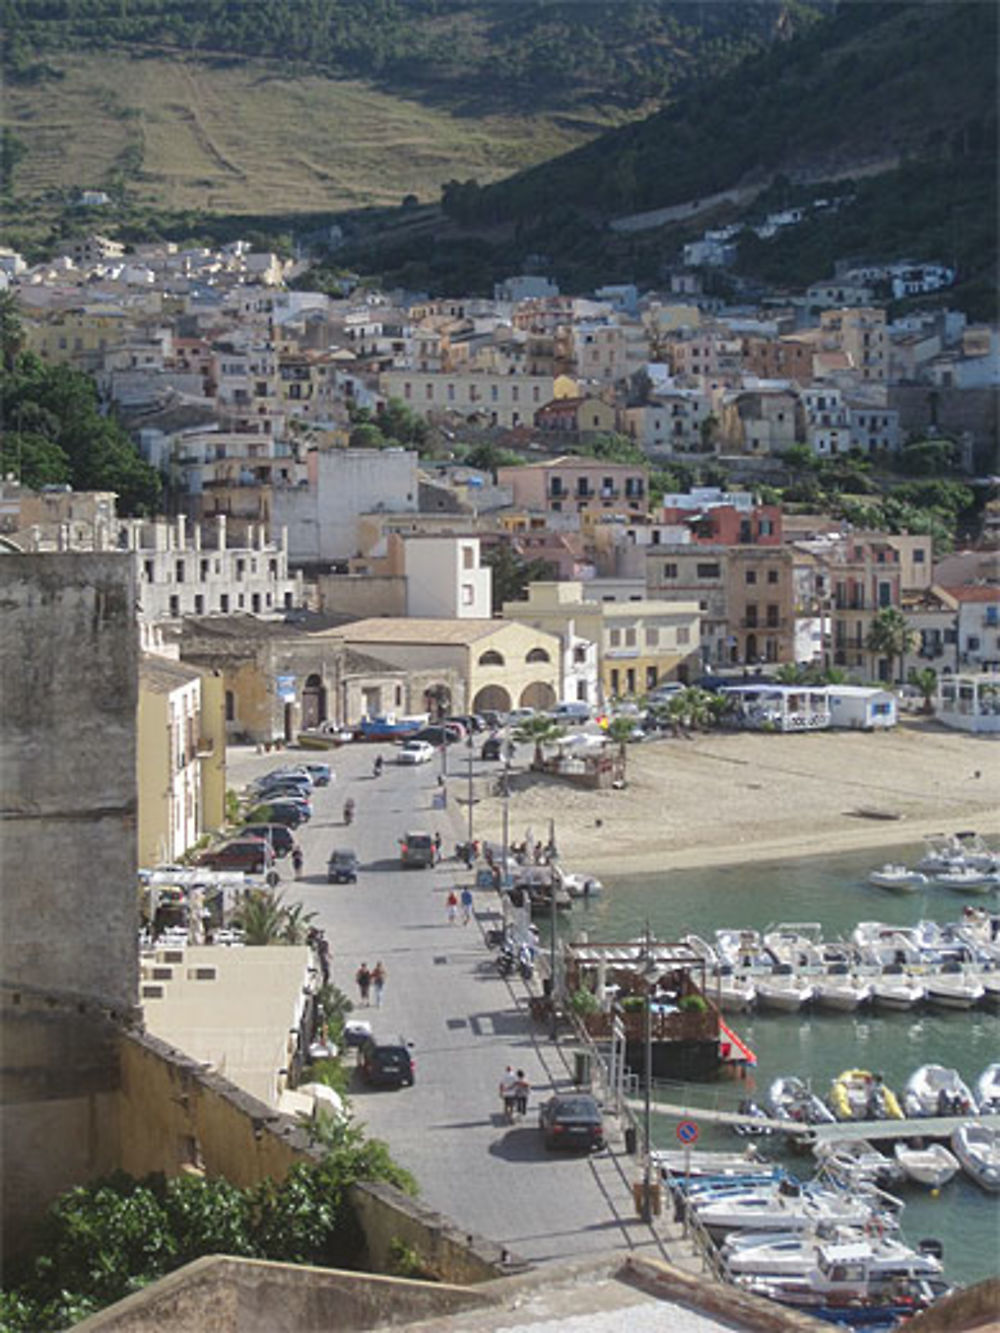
{"left": 499, "top": 1065, "right": 518, "bottom": 1123}
{"left": 460, "top": 885, "right": 474, "bottom": 925}
{"left": 355, "top": 961, "right": 371, "bottom": 1006}
{"left": 317, "top": 935, "right": 331, "bottom": 985}
{"left": 291, "top": 845, "right": 304, "bottom": 879}
{"left": 371, "top": 960, "right": 386, "bottom": 1008}
{"left": 433, "top": 831, "right": 443, "bottom": 863}
{"left": 446, "top": 890, "right": 458, "bottom": 925}
{"left": 514, "top": 1069, "right": 529, "bottom": 1118}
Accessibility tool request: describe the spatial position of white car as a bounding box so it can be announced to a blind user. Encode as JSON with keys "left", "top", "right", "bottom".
{"left": 396, "top": 739, "right": 435, "bottom": 765}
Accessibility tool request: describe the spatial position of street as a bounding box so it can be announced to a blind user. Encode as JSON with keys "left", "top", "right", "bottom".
{"left": 227, "top": 739, "right": 669, "bottom": 1267}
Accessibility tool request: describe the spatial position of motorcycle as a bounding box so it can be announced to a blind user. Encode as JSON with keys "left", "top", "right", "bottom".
{"left": 518, "top": 944, "right": 535, "bottom": 981}
{"left": 496, "top": 946, "right": 516, "bottom": 978}
{"left": 343, "top": 799, "right": 355, "bottom": 826}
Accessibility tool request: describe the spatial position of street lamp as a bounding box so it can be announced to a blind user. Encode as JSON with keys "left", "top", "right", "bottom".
{"left": 466, "top": 732, "right": 474, "bottom": 848}
{"left": 548, "top": 816, "right": 559, "bottom": 1041}
{"left": 638, "top": 928, "right": 660, "bottom": 1224}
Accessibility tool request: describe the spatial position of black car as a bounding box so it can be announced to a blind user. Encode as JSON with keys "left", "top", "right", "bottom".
{"left": 481, "top": 735, "right": 504, "bottom": 761}
{"left": 327, "top": 848, "right": 360, "bottom": 883}
{"left": 240, "top": 823, "right": 297, "bottom": 857}
{"left": 538, "top": 1093, "right": 605, "bottom": 1151}
{"left": 245, "top": 801, "right": 305, "bottom": 829}
{"left": 358, "top": 1036, "right": 415, "bottom": 1088}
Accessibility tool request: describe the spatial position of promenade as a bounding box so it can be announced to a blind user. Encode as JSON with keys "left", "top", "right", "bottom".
{"left": 227, "top": 741, "right": 673, "bottom": 1269}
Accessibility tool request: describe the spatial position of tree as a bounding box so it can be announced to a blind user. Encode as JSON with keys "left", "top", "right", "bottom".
{"left": 865, "top": 607, "right": 916, "bottom": 684}
{"left": 908, "top": 666, "right": 938, "bottom": 714}
{"left": 482, "top": 545, "right": 556, "bottom": 615}
{"left": 513, "top": 715, "right": 565, "bottom": 768}
{"left": 232, "top": 890, "right": 314, "bottom": 945}
{"left": 0, "top": 291, "right": 24, "bottom": 372}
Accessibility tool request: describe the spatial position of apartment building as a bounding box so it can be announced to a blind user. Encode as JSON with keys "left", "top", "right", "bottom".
{"left": 820, "top": 307, "right": 887, "bottom": 383}
{"left": 496, "top": 456, "right": 647, "bottom": 520}
{"left": 378, "top": 367, "right": 556, "bottom": 429}
{"left": 741, "top": 334, "right": 816, "bottom": 385}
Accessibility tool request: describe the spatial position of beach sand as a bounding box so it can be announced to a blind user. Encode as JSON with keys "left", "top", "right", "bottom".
{"left": 473, "top": 719, "right": 1000, "bottom": 875}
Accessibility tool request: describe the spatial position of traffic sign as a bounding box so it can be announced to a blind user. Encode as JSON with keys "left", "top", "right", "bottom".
{"left": 676, "top": 1119, "right": 700, "bottom": 1145}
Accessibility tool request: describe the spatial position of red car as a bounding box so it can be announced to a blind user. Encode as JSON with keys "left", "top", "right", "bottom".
{"left": 197, "top": 837, "right": 275, "bottom": 874}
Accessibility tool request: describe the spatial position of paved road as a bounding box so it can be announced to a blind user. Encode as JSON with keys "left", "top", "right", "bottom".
{"left": 228, "top": 741, "right": 670, "bottom": 1268}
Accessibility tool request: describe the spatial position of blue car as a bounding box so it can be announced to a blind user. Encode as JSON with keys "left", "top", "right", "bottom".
{"left": 302, "top": 762, "right": 332, "bottom": 786}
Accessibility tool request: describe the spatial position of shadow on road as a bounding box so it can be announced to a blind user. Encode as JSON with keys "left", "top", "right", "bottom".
{"left": 486, "top": 1127, "right": 551, "bottom": 1161}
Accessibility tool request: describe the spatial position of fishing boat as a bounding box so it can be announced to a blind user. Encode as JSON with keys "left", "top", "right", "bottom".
{"left": 812, "top": 970, "right": 872, "bottom": 1012}
{"left": 829, "top": 1070, "right": 904, "bottom": 1122}
{"left": 893, "top": 1141, "right": 960, "bottom": 1188}
{"left": 755, "top": 971, "right": 815, "bottom": 1012}
{"left": 923, "top": 969, "right": 986, "bottom": 1010}
{"left": 976, "top": 1062, "right": 1000, "bottom": 1113}
{"left": 767, "top": 1076, "right": 837, "bottom": 1128}
{"left": 870, "top": 971, "right": 925, "bottom": 1011}
{"left": 904, "top": 1065, "right": 977, "bottom": 1118}
{"left": 951, "top": 1123, "right": 1000, "bottom": 1193}
{"left": 868, "top": 864, "right": 929, "bottom": 892}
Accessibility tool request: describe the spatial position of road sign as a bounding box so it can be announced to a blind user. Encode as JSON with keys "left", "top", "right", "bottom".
{"left": 676, "top": 1119, "right": 700, "bottom": 1145}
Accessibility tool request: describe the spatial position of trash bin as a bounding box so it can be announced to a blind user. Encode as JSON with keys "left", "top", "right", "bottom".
{"left": 573, "top": 1051, "right": 592, "bottom": 1086}
{"left": 624, "top": 1125, "right": 638, "bottom": 1155}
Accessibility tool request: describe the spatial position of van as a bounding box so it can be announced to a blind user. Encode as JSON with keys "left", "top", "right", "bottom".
{"left": 399, "top": 831, "right": 435, "bottom": 869}
{"left": 549, "top": 702, "right": 591, "bottom": 722}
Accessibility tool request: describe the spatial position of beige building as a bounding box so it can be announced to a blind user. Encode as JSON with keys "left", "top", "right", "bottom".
{"left": 718, "top": 387, "right": 802, "bottom": 455}
{"left": 503, "top": 581, "right": 700, "bottom": 702}
{"left": 820, "top": 307, "right": 887, "bottom": 382}
{"left": 496, "top": 456, "right": 648, "bottom": 520}
{"left": 335, "top": 618, "right": 562, "bottom": 716}
{"left": 137, "top": 657, "right": 226, "bottom": 866}
{"left": 378, "top": 368, "right": 557, "bottom": 429}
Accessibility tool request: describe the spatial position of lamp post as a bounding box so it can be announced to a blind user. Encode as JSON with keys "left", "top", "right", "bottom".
{"left": 466, "top": 732, "right": 474, "bottom": 847}
{"left": 639, "top": 926, "right": 658, "bottom": 1224}
{"left": 548, "top": 816, "right": 559, "bottom": 1041}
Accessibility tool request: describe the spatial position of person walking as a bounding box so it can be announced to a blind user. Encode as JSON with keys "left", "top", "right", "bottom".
{"left": 514, "top": 1069, "right": 530, "bottom": 1118}
{"left": 371, "top": 960, "right": 386, "bottom": 1008}
{"left": 446, "top": 889, "right": 459, "bottom": 925}
{"left": 291, "top": 845, "right": 304, "bottom": 879}
{"left": 355, "top": 961, "right": 372, "bottom": 1006}
{"left": 433, "top": 831, "right": 443, "bottom": 863}
{"left": 499, "top": 1065, "right": 518, "bottom": 1124}
{"left": 460, "top": 885, "right": 474, "bottom": 925}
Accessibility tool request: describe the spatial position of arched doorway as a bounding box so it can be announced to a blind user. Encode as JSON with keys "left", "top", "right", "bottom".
{"left": 472, "top": 684, "right": 512, "bottom": 714}
{"left": 301, "top": 673, "right": 327, "bottom": 730}
{"left": 424, "top": 683, "right": 452, "bottom": 719}
{"left": 520, "top": 681, "right": 556, "bottom": 710}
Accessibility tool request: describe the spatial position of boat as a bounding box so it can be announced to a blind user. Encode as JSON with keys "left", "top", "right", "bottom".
{"left": 763, "top": 922, "right": 825, "bottom": 969}
{"left": 688, "top": 1180, "right": 884, "bottom": 1239}
{"left": 870, "top": 972, "right": 926, "bottom": 1011}
{"left": 715, "top": 928, "right": 771, "bottom": 971}
{"left": 934, "top": 865, "right": 999, "bottom": 894}
{"left": 868, "top": 864, "right": 929, "bottom": 892}
{"left": 755, "top": 972, "right": 815, "bottom": 1012}
{"left": 829, "top": 1070, "right": 904, "bottom": 1122}
{"left": 655, "top": 1149, "right": 772, "bottom": 1180}
{"left": 852, "top": 921, "right": 925, "bottom": 969}
{"left": 976, "top": 1063, "right": 1000, "bottom": 1113}
{"left": 814, "top": 1139, "right": 905, "bottom": 1190}
{"left": 918, "top": 831, "right": 1000, "bottom": 875}
{"left": 716, "top": 971, "right": 756, "bottom": 1012}
{"left": 355, "top": 712, "right": 426, "bottom": 741}
{"left": 731, "top": 1099, "right": 775, "bottom": 1140}
{"left": 951, "top": 1122, "right": 1000, "bottom": 1193}
{"left": 723, "top": 1228, "right": 942, "bottom": 1282}
{"left": 812, "top": 970, "right": 872, "bottom": 1012}
{"left": 904, "top": 1065, "right": 977, "bottom": 1118}
{"left": 978, "top": 972, "right": 1000, "bottom": 1009}
{"left": 767, "top": 1077, "right": 837, "bottom": 1129}
{"left": 923, "top": 969, "right": 986, "bottom": 1010}
{"left": 893, "top": 1141, "right": 961, "bottom": 1188}
{"left": 552, "top": 865, "right": 603, "bottom": 898}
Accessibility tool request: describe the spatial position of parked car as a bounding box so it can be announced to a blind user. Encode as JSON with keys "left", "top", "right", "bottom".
{"left": 327, "top": 848, "right": 360, "bottom": 883}
{"left": 411, "top": 726, "right": 457, "bottom": 748}
{"left": 240, "top": 823, "right": 297, "bottom": 857}
{"left": 245, "top": 802, "right": 306, "bottom": 829}
{"left": 399, "top": 831, "right": 435, "bottom": 869}
{"left": 508, "top": 707, "right": 536, "bottom": 726}
{"left": 397, "top": 739, "right": 435, "bottom": 766}
{"left": 302, "top": 762, "right": 332, "bottom": 786}
{"left": 358, "top": 1035, "right": 415, "bottom": 1088}
{"left": 549, "top": 702, "right": 591, "bottom": 723}
{"left": 538, "top": 1093, "right": 605, "bottom": 1152}
{"left": 264, "top": 765, "right": 314, "bottom": 787}
{"left": 253, "top": 775, "right": 312, "bottom": 799}
{"left": 197, "top": 837, "right": 274, "bottom": 875}
{"left": 480, "top": 710, "right": 506, "bottom": 730}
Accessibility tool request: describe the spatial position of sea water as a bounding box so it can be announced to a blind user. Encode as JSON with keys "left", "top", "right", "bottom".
{"left": 564, "top": 840, "right": 1000, "bottom": 1286}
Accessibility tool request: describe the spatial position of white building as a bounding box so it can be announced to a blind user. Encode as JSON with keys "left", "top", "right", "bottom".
{"left": 825, "top": 685, "right": 897, "bottom": 730}
{"left": 403, "top": 534, "right": 491, "bottom": 619}
{"left": 936, "top": 673, "right": 1000, "bottom": 734}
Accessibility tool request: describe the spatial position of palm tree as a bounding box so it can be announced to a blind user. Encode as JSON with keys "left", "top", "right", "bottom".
{"left": 865, "top": 608, "right": 917, "bottom": 684}
{"left": 514, "top": 714, "right": 565, "bottom": 768}
{"left": 775, "top": 663, "right": 808, "bottom": 685}
{"left": 233, "top": 889, "right": 314, "bottom": 946}
{"left": 908, "top": 666, "right": 938, "bottom": 715}
{"left": 604, "top": 714, "right": 637, "bottom": 780}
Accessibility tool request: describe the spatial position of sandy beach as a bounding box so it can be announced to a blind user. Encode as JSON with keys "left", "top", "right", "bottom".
{"left": 474, "top": 720, "right": 1000, "bottom": 876}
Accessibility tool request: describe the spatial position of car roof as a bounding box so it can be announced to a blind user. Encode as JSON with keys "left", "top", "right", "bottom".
{"left": 329, "top": 848, "right": 358, "bottom": 858}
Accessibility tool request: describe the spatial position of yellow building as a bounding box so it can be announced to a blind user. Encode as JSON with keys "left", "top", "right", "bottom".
{"left": 503, "top": 581, "right": 701, "bottom": 702}
{"left": 23, "top": 306, "right": 129, "bottom": 369}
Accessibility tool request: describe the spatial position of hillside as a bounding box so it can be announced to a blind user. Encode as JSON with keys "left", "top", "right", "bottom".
{"left": 0, "top": 0, "right": 815, "bottom": 232}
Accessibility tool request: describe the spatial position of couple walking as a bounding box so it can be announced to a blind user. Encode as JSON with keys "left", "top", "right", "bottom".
{"left": 446, "top": 885, "right": 474, "bottom": 925}
{"left": 355, "top": 960, "right": 386, "bottom": 1007}
{"left": 499, "top": 1065, "right": 530, "bottom": 1123}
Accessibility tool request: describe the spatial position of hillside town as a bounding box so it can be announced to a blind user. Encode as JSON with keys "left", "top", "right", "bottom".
{"left": 2, "top": 225, "right": 999, "bottom": 1332}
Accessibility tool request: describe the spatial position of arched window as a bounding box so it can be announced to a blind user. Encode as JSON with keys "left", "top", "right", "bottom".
{"left": 479, "top": 649, "right": 505, "bottom": 666}
{"left": 526, "top": 647, "right": 550, "bottom": 664}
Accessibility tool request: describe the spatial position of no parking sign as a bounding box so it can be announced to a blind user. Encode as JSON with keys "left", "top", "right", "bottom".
{"left": 676, "top": 1119, "right": 700, "bottom": 1146}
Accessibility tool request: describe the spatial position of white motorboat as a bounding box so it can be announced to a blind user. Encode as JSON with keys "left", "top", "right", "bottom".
{"left": 951, "top": 1122, "right": 1000, "bottom": 1193}
{"left": 868, "top": 864, "right": 928, "bottom": 892}
{"left": 689, "top": 1181, "right": 881, "bottom": 1238}
{"left": 680, "top": 933, "right": 717, "bottom": 967}
{"left": 755, "top": 973, "right": 814, "bottom": 1011}
{"left": 812, "top": 971, "right": 872, "bottom": 1011}
{"left": 978, "top": 972, "right": 1000, "bottom": 1008}
{"left": 870, "top": 974, "right": 925, "bottom": 1011}
{"left": 918, "top": 832, "right": 1000, "bottom": 875}
{"left": 923, "top": 970, "right": 986, "bottom": 1010}
{"left": 715, "top": 928, "right": 770, "bottom": 970}
{"left": 717, "top": 973, "right": 756, "bottom": 1012}
{"left": 894, "top": 1141, "right": 960, "bottom": 1188}
{"left": 723, "top": 1229, "right": 941, "bottom": 1281}
{"left": 553, "top": 866, "right": 603, "bottom": 898}
{"left": 852, "top": 921, "right": 925, "bottom": 969}
{"left": 976, "top": 1062, "right": 1000, "bottom": 1113}
{"left": 763, "top": 922, "right": 825, "bottom": 969}
{"left": 814, "top": 1139, "right": 905, "bottom": 1190}
{"left": 904, "top": 1064, "right": 977, "bottom": 1118}
{"left": 767, "top": 1076, "right": 837, "bottom": 1128}
{"left": 934, "top": 866, "right": 999, "bottom": 894}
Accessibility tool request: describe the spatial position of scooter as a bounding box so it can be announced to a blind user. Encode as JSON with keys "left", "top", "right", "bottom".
{"left": 496, "top": 946, "right": 516, "bottom": 978}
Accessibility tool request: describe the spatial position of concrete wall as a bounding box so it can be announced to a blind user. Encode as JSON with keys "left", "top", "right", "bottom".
{"left": 0, "top": 554, "right": 139, "bottom": 1010}
{"left": 316, "top": 573, "right": 407, "bottom": 619}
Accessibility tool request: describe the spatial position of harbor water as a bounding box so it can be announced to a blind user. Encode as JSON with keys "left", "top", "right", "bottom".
{"left": 565, "top": 839, "right": 1000, "bottom": 1288}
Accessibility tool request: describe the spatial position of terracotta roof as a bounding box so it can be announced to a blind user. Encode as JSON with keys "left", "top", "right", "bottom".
{"left": 941, "top": 586, "right": 1000, "bottom": 603}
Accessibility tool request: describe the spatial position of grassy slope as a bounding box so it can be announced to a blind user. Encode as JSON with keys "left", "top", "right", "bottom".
{"left": 3, "top": 52, "right": 633, "bottom": 217}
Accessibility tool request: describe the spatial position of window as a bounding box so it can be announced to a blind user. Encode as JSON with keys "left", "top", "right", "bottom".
{"left": 175, "top": 559, "right": 185, "bottom": 583}
{"left": 662, "top": 562, "right": 677, "bottom": 579}
{"left": 766, "top": 604, "right": 779, "bottom": 628}
{"left": 677, "top": 627, "right": 690, "bottom": 645}
{"left": 201, "top": 559, "right": 210, "bottom": 582}
{"left": 236, "top": 559, "right": 245, "bottom": 582}
{"left": 225, "top": 690, "right": 235, "bottom": 722}
{"left": 878, "top": 581, "right": 892, "bottom": 608}
{"left": 696, "top": 563, "right": 720, "bottom": 579}
{"left": 526, "top": 647, "right": 550, "bottom": 663}
{"left": 462, "top": 545, "right": 475, "bottom": 569}
{"left": 610, "top": 669, "right": 620, "bottom": 695}
{"left": 645, "top": 627, "right": 659, "bottom": 647}
{"left": 194, "top": 594, "right": 204, "bottom": 614}
{"left": 425, "top": 383, "right": 434, "bottom": 400}
{"left": 479, "top": 649, "right": 504, "bottom": 666}
{"left": 767, "top": 569, "right": 779, "bottom": 584}
{"left": 169, "top": 595, "right": 180, "bottom": 617}
{"left": 609, "top": 629, "right": 621, "bottom": 648}
{"left": 626, "top": 668, "right": 636, "bottom": 693}
{"left": 220, "top": 594, "right": 230, "bottom": 612}
{"left": 144, "top": 559, "right": 155, "bottom": 583}
{"left": 745, "top": 604, "right": 758, "bottom": 628}
{"left": 745, "top": 570, "right": 757, "bottom": 585}
{"left": 461, "top": 583, "right": 474, "bottom": 605}
{"left": 914, "top": 549, "right": 926, "bottom": 563}
{"left": 624, "top": 628, "right": 637, "bottom": 648}
{"left": 986, "top": 606, "right": 999, "bottom": 627}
